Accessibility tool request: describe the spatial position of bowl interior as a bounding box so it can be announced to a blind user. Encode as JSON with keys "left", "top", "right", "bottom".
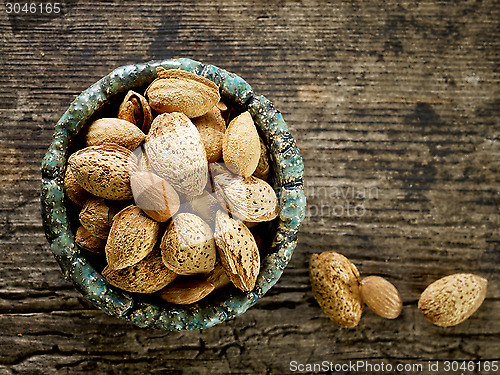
{"left": 41, "top": 58, "right": 306, "bottom": 330}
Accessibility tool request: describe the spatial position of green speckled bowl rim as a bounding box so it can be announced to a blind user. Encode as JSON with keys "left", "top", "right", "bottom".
{"left": 41, "top": 58, "right": 306, "bottom": 330}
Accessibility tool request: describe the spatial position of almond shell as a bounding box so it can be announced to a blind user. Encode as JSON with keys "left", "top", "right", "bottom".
{"left": 105, "top": 205, "right": 160, "bottom": 270}
{"left": 309, "top": 251, "right": 363, "bottom": 328}
{"left": 102, "top": 248, "right": 177, "bottom": 293}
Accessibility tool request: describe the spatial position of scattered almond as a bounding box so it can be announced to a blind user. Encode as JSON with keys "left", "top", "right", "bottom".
{"left": 418, "top": 273, "right": 487, "bottom": 327}
{"left": 309, "top": 251, "right": 363, "bottom": 328}
{"left": 360, "top": 276, "right": 402, "bottom": 319}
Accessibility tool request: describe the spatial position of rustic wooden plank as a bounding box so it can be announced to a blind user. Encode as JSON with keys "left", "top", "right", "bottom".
{"left": 0, "top": 0, "right": 498, "bottom": 373}
{"left": 0, "top": 301, "right": 499, "bottom": 374}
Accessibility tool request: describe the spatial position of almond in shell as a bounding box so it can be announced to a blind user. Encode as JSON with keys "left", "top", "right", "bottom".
{"left": 79, "top": 197, "right": 121, "bottom": 239}
{"left": 146, "top": 67, "right": 220, "bottom": 118}
{"left": 130, "top": 171, "right": 180, "bottom": 222}
{"left": 75, "top": 225, "right": 106, "bottom": 254}
{"left": 193, "top": 106, "right": 226, "bottom": 162}
{"left": 418, "top": 273, "right": 487, "bottom": 327}
{"left": 105, "top": 205, "right": 160, "bottom": 270}
{"left": 64, "top": 164, "right": 92, "bottom": 206}
{"left": 102, "top": 248, "right": 177, "bottom": 293}
{"left": 206, "top": 261, "right": 231, "bottom": 290}
{"left": 68, "top": 143, "right": 137, "bottom": 200}
{"left": 159, "top": 279, "right": 215, "bottom": 305}
{"left": 144, "top": 112, "right": 208, "bottom": 196}
{"left": 117, "top": 90, "right": 153, "bottom": 134}
{"left": 216, "top": 100, "right": 228, "bottom": 112}
{"left": 222, "top": 111, "right": 260, "bottom": 177}
{"left": 84, "top": 118, "right": 146, "bottom": 151}
{"left": 309, "top": 251, "right": 363, "bottom": 328}
{"left": 360, "top": 276, "right": 402, "bottom": 319}
{"left": 214, "top": 210, "right": 260, "bottom": 292}
{"left": 213, "top": 173, "right": 279, "bottom": 222}
{"left": 161, "top": 213, "right": 217, "bottom": 275}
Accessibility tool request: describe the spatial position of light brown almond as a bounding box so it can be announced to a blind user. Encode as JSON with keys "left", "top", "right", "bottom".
{"left": 79, "top": 197, "right": 122, "bottom": 239}
{"left": 144, "top": 112, "right": 208, "bottom": 196}
{"left": 105, "top": 205, "right": 160, "bottom": 270}
{"left": 213, "top": 173, "right": 279, "bottom": 222}
{"left": 136, "top": 147, "right": 152, "bottom": 172}
{"left": 214, "top": 210, "right": 260, "bottom": 292}
{"left": 216, "top": 100, "right": 228, "bottom": 112}
{"left": 309, "top": 251, "right": 363, "bottom": 328}
{"left": 253, "top": 136, "right": 270, "bottom": 181}
{"left": 206, "top": 261, "right": 231, "bottom": 290}
{"left": 84, "top": 118, "right": 146, "bottom": 151}
{"left": 75, "top": 225, "right": 106, "bottom": 254}
{"left": 117, "top": 90, "right": 153, "bottom": 134}
{"left": 64, "top": 164, "right": 92, "bottom": 206}
{"left": 222, "top": 111, "right": 260, "bottom": 177}
{"left": 146, "top": 68, "right": 220, "bottom": 118}
{"left": 130, "top": 171, "right": 180, "bottom": 222}
{"left": 193, "top": 106, "right": 226, "bottom": 162}
{"left": 102, "top": 248, "right": 177, "bottom": 293}
{"left": 159, "top": 279, "right": 215, "bottom": 305}
{"left": 68, "top": 143, "right": 137, "bottom": 200}
{"left": 185, "top": 189, "right": 222, "bottom": 226}
{"left": 360, "top": 276, "right": 402, "bottom": 319}
{"left": 161, "top": 213, "right": 217, "bottom": 275}
{"left": 418, "top": 273, "right": 487, "bottom": 327}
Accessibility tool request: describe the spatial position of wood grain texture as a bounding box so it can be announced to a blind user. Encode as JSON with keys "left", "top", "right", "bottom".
{"left": 0, "top": 0, "right": 499, "bottom": 373}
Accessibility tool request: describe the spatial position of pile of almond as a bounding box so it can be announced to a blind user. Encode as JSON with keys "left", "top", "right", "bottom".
{"left": 64, "top": 67, "right": 279, "bottom": 305}
{"left": 310, "top": 251, "right": 487, "bottom": 328}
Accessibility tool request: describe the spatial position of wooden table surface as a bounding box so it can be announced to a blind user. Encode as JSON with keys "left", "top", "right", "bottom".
{"left": 1, "top": 1, "right": 499, "bottom": 374}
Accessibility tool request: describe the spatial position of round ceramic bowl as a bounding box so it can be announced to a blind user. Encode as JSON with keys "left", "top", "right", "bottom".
{"left": 41, "top": 58, "right": 306, "bottom": 330}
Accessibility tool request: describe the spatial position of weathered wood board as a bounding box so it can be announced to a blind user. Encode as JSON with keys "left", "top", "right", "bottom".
{"left": 0, "top": 0, "right": 498, "bottom": 374}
